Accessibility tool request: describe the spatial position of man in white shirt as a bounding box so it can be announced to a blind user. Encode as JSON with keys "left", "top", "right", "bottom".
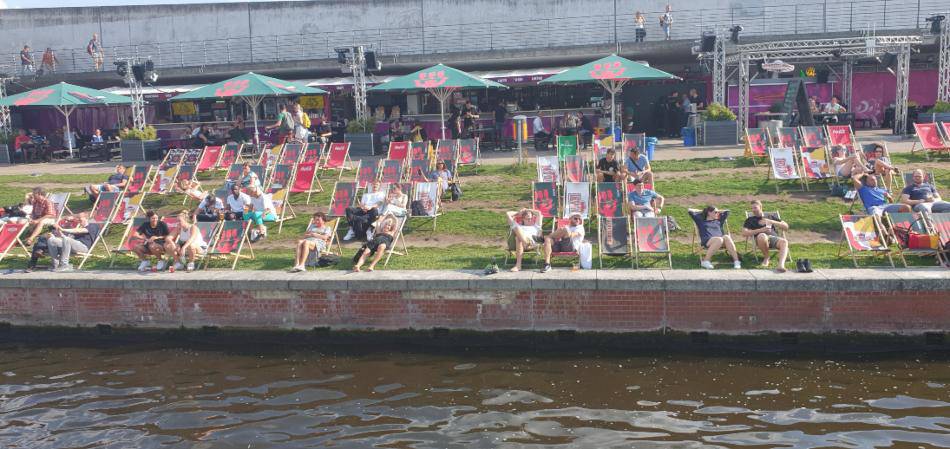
{"left": 533, "top": 116, "right": 551, "bottom": 150}
{"left": 540, "top": 213, "right": 585, "bottom": 273}
{"left": 224, "top": 184, "right": 251, "bottom": 221}
{"left": 506, "top": 208, "right": 543, "bottom": 272}
{"left": 344, "top": 180, "right": 386, "bottom": 241}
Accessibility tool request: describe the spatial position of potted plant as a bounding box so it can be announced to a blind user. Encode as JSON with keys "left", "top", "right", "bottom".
{"left": 917, "top": 100, "right": 950, "bottom": 124}
{"left": 0, "top": 129, "right": 12, "bottom": 165}
{"left": 344, "top": 117, "right": 378, "bottom": 156}
{"left": 699, "top": 102, "right": 738, "bottom": 145}
{"left": 119, "top": 126, "right": 162, "bottom": 162}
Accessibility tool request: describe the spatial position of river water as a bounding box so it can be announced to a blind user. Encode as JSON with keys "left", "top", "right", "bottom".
{"left": 0, "top": 344, "right": 948, "bottom": 448}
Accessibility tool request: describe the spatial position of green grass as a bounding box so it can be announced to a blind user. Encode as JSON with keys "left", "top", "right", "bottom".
{"left": 1, "top": 155, "right": 947, "bottom": 271}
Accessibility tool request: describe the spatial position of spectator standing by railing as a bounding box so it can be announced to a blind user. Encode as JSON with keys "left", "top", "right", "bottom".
{"left": 20, "top": 45, "right": 34, "bottom": 76}
{"left": 40, "top": 48, "right": 58, "bottom": 74}
{"left": 87, "top": 33, "right": 103, "bottom": 72}
{"left": 659, "top": 5, "right": 673, "bottom": 40}
{"left": 634, "top": 12, "right": 646, "bottom": 42}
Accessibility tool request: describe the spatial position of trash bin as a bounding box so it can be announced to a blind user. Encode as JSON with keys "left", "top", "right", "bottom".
{"left": 681, "top": 127, "right": 695, "bottom": 147}
{"left": 612, "top": 126, "right": 622, "bottom": 142}
{"left": 646, "top": 136, "right": 658, "bottom": 160}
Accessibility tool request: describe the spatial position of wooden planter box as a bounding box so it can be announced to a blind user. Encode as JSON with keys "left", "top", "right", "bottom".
{"left": 0, "top": 144, "right": 10, "bottom": 165}
{"left": 700, "top": 120, "right": 738, "bottom": 146}
{"left": 121, "top": 139, "right": 162, "bottom": 162}
{"left": 345, "top": 132, "right": 376, "bottom": 156}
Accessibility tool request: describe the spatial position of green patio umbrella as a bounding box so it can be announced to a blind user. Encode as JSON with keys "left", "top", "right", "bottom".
{"left": 369, "top": 64, "right": 507, "bottom": 139}
{"left": 540, "top": 54, "right": 679, "bottom": 132}
{"left": 170, "top": 72, "right": 327, "bottom": 149}
{"left": 0, "top": 82, "right": 132, "bottom": 157}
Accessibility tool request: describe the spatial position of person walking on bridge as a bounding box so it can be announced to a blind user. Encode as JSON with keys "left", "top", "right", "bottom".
{"left": 659, "top": 5, "right": 673, "bottom": 40}
{"left": 87, "top": 33, "right": 104, "bottom": 72}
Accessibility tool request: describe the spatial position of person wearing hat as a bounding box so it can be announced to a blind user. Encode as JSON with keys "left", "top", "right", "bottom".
{"left": 688, "top": 206, "right": 741, "bottom": 270}
{"left": 622, "top": 146, "right": 654, "bottom": 185}
{"left": 540, "top": 213, "right": 585, "bottom": 273}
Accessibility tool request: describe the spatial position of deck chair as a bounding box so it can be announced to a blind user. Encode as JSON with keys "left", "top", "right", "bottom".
{"left": 687, "top": 208, "right": 733, "bottom": 257}
{"left": 387, "top": 141, "right": 410, "bottom": 164}
{"left": 189, "top": 221, "right": 222, "bottom": 268}
{"left": 800, "top": 145, "right": 833, "bottom": 188}
{"left": 302, "top": 142, "right": 324, "bottom": 164}
{"left": 301, "top": 217, "right": 343, "bottom": 262}
{"left": 73, "top": 221, "right": 110, "bottom": 270}
{"left": 182, "top": 148, "right": 203, "bottom": 166}
{"left": 290, "top": 161, "right": 323, "bottom": 204}
{"left": 598, "top": 215, "right": 634, "bottom": 268}
{"left": 563, "top": 182, "right": 591, "bottom": 220}
{"left": 90, "top": 191, "right": 123, "bottom": 224}
{"left": 322, "top": 142, "right": 353, "bottom": 177}
{"left": 410, "top": 141, "right": 430, "bottom": 164}
{"left": 204, "top": 219, "right": 254, "bottom": 270}
{"left": 0, "top": 221, "right": 29, "bottom": 262}
{"left": 411, "top": 181, "right": 442, "bottom": 230}
{"left": 216, "top": 143, "right": 242, "bottom": 169}
{"left": 766, "top": 147, "right": 805, "bottom": 192}
{"left": 268, "top": 187, "right": 297, "bottom": 234}
{"left": 435, "top": 139, "right": 458, "bottom": 165}
{"left": 838, "top": 214, "right": 894, "bottom": 267}
{"left": 504, "top": 215, "right": 542, "bottom": 267}
{"left": 825, "top": 124, "right": 857, "bottom": 154}
{"left": 158, "top": 148, "right": 186, "bottom": 170}
{"left": 379, "top": 159, "right": 404, "bottom": 184}
{"left": 174, "top": 164, "right": 199, "bottom": 204}
{"left": 901, "top": 170, "right": 937, "bottom": 190}
{"left": 861, "top": 142, "right": 898, "bottom": 189}
{"left": 327, "top": 181, "right": 357, "bottom": 217}
{"left": 149, "top": 164, "right": 180, "bottom": 194}
{"left": 537, "top": 155, "right": 561, "bottom": 184}
{"left": 799, "top": 126, "right": 827, "bottom": 149}
{"left": 532, "top": 182, "right": 559, "bottom": 219}
{"left": 911, "top": 122, "right": 950, "bottom": 158}
{"left": 197, "top": 145, "right": 223, "bottom": 172}
{"left": 622, "top": 133, "right": 646, "bottom": 155}
{"left": 546, "top": 217, "right": 582, "bottom": 265}
{"left": 48, "top": 192, "right": 71, "bottom": 220}
{"left": 259, "top": 143, "right": 284, "bottom": 172}
{"left": 356, "top": 160, "right": 381, "bottom": 189}
{"left": 279, "top": 141, "right": 304, "bottom": 166}
{"left": 591, "top": 134, "right": 614, "bottom": 164}
{"left": 742, "top": 211, "right": 790, "bottom": 262}
{"left": 563, "top": 155, "right": 588, "bottom": 183}
{"left": 556, "top": 135, "right": 579, "bottom": 161}
{"left": 457, "top": 138, "right": 480, "bottom": 173}
{"left": 408, "top": 159, "right": 430, "bottom": 183}
{"left": 883, "top": 212, "right": 940, "bottom": 267}
{"left": 266, "top": 163, "right": 296, "bottom": 194}
{"left": 595, "top": 182, "right": 624, "bottom": 218}
{"left": 109, "top": 217, "right": 146, "bottom": 267}
{"left": 634, "top": 216, "right": 672, "bottom": 269}
{"left": 929, "top": 213, "right": 950, "bottom": 265}
{"left": 744, "top": 128, "right": 769, "bottom": 162}
{"left": 774, "top": 127, "right": 803, "bottom": 149}
{"left": 382, "top": 215, "right": 410, "bottom": 267}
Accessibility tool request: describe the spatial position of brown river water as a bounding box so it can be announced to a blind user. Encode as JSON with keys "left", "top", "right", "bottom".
{"left": 0, "top": 344, "right": 948, "bottom": 448}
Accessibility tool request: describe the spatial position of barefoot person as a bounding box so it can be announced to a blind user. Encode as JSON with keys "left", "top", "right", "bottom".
{"left": 741, "top": 200, "right": 789, "bottom": 273}
{"left": 291, "top": 212, "right": 333, "bottom": 273}
{"left": 505, "top": 208, "right": 543, "bottom": 272}
{"left": 540, "top": 212, "right": 585, "bottom": 273}
{"left": 353, "top": 213, "right": 398, "bottom": 272}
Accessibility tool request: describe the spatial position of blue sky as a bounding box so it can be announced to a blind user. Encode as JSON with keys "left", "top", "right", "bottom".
{"left": 1, "top": 0, "right": 285, "bottom": 7}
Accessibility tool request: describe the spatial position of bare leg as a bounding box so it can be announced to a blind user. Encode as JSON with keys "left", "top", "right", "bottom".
{"left": 295, "top": 240, "right": 311, "bottom": 267}
{"left": 755, "top": 234, "right": 771, "bottom": 266}
{"left": 703, "top": 237, "right": 723, "bottom": 262}
{"left": 354, "top": 248, "right": 371, "bottom": 272}
{"left": 512, "top": 239, "right": 525, "bottom": 272}
{"left": 722, "top": 235, "right": 740, "bottom": 261}
{"left": 133, "top": 244, "right": 149, "bottom": 261}
{"left": 775, "top": 239, "right": 789, "bottom": 272}
{"left": 367, "top": 244, "right": 387, "bottom": 271}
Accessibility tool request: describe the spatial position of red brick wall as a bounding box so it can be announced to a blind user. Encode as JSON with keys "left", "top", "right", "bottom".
{"left": 2, "top": 287, "right": 948, "bottom": 334}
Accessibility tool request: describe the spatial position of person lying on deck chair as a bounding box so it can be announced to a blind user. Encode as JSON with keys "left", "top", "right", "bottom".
{"left": 353, "top": 212, "right": 398, "bottom": 272}
{"left": 506, "top": 208, "right": 543, "bottom": 272}
{"left": 831, "top": 145, "right": 864, "bottom": 178}
{"left": 901, "top": 169, "right": 950, "bottom": 213}
{"left": 132, "top": 210, "right": 174, "bottom": 272}
{"left": 852, "top": 172, "right": 909, "bottom": 216}
{"left": 343, "top": 180, "right": 386, "bottom": 242}
{"left": 627, "top": 178, "right": 664, "bottom": 218}
{"left": 291, "top": 212, "right": 333, "bottom": 273}
{"left": 540, "top": 212, "right": 585, "bottom": 274}
{"left": 622, "top": 146, "right": 654, "bottom": 185}
{"left": 689, "top": 206, "right": 741, "bottom": 270}
{"left": 85, "top": 164, "right": 128, "bottom": 198}
{"left": 175, "top": 178, "right": 206, "bottom": 202}
{"left": 741, "top": 200, "right": 790, "bottom": 273}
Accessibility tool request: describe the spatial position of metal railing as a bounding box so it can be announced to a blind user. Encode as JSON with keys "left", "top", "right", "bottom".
{"left": 1, "top": 0, "right": 944, "bottom": 79}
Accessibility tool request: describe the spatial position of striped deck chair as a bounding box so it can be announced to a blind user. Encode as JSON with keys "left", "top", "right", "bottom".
{"left": 457, "top": 138, "right": 479, "bottom": 173}
{"left": 90, "top": 191, "right": 123, "bottom": 224}
{"left": 556, "top": 135, "right": 578, "bottom": 161}
{"left": 379, "top": 159, "right": 404, "bottom": 184}
{"left": 266, "top": 163, "right": 296, "bottom": 194}
{"left": 799, "top": 126, "right": 827, "bottom": 149}
{"left": 883, "top": 212, "right": 940, "bottom": 267}
{"left": 634, "top": 216, "right": 672, "bottom": 269}
{"left": 598, "top": 215, "right": 634, "bottom": 268}
{"left": 563, "top": 182, "right": 591, "bottom": 220}
{"left": 408, "top": 159, "right": 430, "bottom": 183}
{"left": 766, "top": 147, "right": 805, "bottom": 192}
{"left": 356, "top": 160, "right": 381, "bottom": 189}
{"left": 595, "top": 182, "right": 624, "bottom": 218}
{"left": 302, "top": 142, "right": 324, "bottom": 164}
{"left": 322, "top": 142, "right": 352, "bottom": 177}
{"left": 537, "top": 155, "right": 561, "bottom": 184}
{"left": 48, "top": 192, "right": 71, "bottom": 220}
{"left": 73, "top": 221, "right": 109, "bottom": 269}
{"left": 328, "top": 181, "right": 357, "bottom": 217}
{"left": 563, "top": 155, "right": 588, "bottom": 183}
{"left": 929, "top": 212, "right": 950, "bottom": 265}
{"left": 532, "top": 181, "right": 559, "bottom": 219}
{"left": 838, "top": 214, "right": 894, "bottom": 267}
{"left": 911, "top": 122, "right": 950, "bottom": 158}
{"left": 382, "top": 215, "right": 409, "bottom": 267}
{"left": 744, "top": 128, "right": 770, "bottom": 162}
{"left": 826, "top": 124, "right": 857, "bottom": 154}
{"left": 216, "top": 143, "right": 242, "bottom": 170}
{"left": 388, "top": 141, "right": 410, "bottom": 164}
{"left": 0, "top": 221, "right": 29, "bottom": 262}
{"left": 411, "top": 181, "right": 442, "bottom": 230}
{"left": 196, "top": 145, "right": 223, "bottom": 172}
{"left": 204, "top": 219, "right": 253, "bottom": 270}
{"left": 290, "top": 161, "right": 323, "bottom": 204}
{"left": 268, "top": 187, "right": 297, "bottom": 234}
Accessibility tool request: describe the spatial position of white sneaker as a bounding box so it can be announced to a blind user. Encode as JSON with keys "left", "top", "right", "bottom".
{"left": 700, "top": 260, "right": 714, "bottom": 270}
{"left": 50, "top": 259, "right": 60, "bottom": 271}
{"left": 733, "top": 260, "right": 742, "bottom": 269}
{"left": 343, "top": 229, "right": 356, "bottom": 241}
{"left": 155, "top": 260, "right": 167, "bottom": 271}
{"left": 291, "top": 264, "right": 305, "bottom": 273}
{"left": 186, "top": 262, "right": 195, "bottom": 272}
{"left": 56, "top": 264, "right": 74, "bottom": 273}
{"left": 137, "top": 261, "right": 151, "bottom": 272}
{"left": 173, "top": 262, "right": 184, "bottom": 271}
{"left": 365, "top": 229, "right": 374, "bottom": 240}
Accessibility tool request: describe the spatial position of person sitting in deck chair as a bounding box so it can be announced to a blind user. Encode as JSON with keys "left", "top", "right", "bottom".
{"left": 379, "top": 183, "right": 408, "bottom": 218}
{"left": 353, "top": 212, "right": 399, "bottom": 272}
{"left": 627, "top": 178, "right": 664, "bottom": 218}
{"left": 622, "top": 146, "right": 654, "bottom": 185}
{"left": 741, "top": 200, "right": 790, "bottom": 273}
{"left": 175, "top": 178, "right": 206, "bottom": 202}
{"left": 430, "top": 161, "right": 457, "bottom": 201}
{"left": 169, "top": 210, "right": 207, "bottom": 272}
{"left": 830, "top": 145, "right": 865, "bottom": 178}
{"left": 852, "top": 172, "right": 909, "bottom": 216}
{"left": 46, "top": 212, "right": 93, "bottom": 272}
{"left": 595, "top": 148, "right": 621, "bottom": 182}
{"left": 226, "top": 162, "right": 261, "bottom": 192}
{"left": 506, "top": 208, "right": 543, "bottom": 272}
{"left": 291, "top": 212, "right": 333, "bottom": 273}
{"left": 689, "top": 206, "right": 741, "bottom": 270}
{"left": 245, "top": 185, "right": 276, "bottom": 241}
{"left": 224, "top": 184, "right": 251, "bottom": 221}
{"left": 195, "top": 194, "right": 225, "bottom": 222}
{"left": 864, "top": 143, "right": 899, "bottom": 182}
{"left": 132, "top": 210, "right": 174, "bottom": 272}
{"left": 901, "top": 169, "right": 950, "bottom": 213}
{"left": 343, "top": 180, "right": 386, "bottom": 242}
{"left": 24, "top": 187, "right": 56, "bottom": 247}
{"left": 539, "top": 212, "right": 585, "bottom": 273}
{"left": 85, "top": 164, "right": 128, "bottom": 198}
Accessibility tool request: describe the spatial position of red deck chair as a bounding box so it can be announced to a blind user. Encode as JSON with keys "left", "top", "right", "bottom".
{"left": 356, "top": 160, "right": 380, "bottom": 189}
{"left": 322, "top": 142, "right": 352, "bottom": 175}
{"left": 532, "top": 181, "right": 559, "bottom": 219}
{"left": 379, "top": 159, "right": 404, "bottom": 184}
{"left": 911, "top": 122, "right": 950, "bottom": 157}
{"left": 388, "top": 141, "right": 410, "bottom": 164}
{"left": 266, "top": 163, "right": 296, "bottom": 194}
{"left": 279, "top": 141, "right": 305, "bottom": 166}
{"left": 91, "top": 191, "right": 123, "bottom": 224}
{"left": 457, "top": 138, "right": 479, "bottom": 173}
{"left": 302, "top": 142, "right": 323, "bottom": 164}
{"left": 799, "top": 126, "right": 827, "bottom": 148}
{"left": 290, "top": 161, "right": 323, "bottom": 204}
{"left": 409, "top": 159, "right": 430, "bottom": 183}
{"left": 196, "top": 145, "right": 222, "bottom": 172}
{"left": 595, "top": 182, "right": 624, "bottom": 218}
{"left": 327, "top": 182, "right": 357, "bottom": 217}
{"left": 410, "top": 141, "right": 430, "bottom": 164}
{"left": 826, "top": 124, "right": 857, "bottom": 154}
{"left": 216, "top": 143, "right": 242, "bottom": 170}
{"left": 204, "top": 219, "right": 253, "bottom": 270}
{"left": 0, "top": 221, "right": 29, "bottom": 262}
{"left": 744, "top": 128, "right": 769, "bottom": 159}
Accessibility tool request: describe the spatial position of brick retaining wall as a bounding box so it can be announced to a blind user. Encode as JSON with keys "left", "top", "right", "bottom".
{"left": 0, "top": 269, "right": 948, "bottom": 335}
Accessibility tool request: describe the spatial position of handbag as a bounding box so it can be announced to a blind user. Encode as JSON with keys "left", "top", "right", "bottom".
{"left": 907, "top": 233, "right": 938, "bottom": 250}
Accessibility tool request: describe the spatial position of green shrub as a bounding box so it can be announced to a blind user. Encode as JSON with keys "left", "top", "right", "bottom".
{"left": 930, "top": 101, "right": 950, "bottom": 113}
{"left": 702, "top": 102, "right": 737, "bottom": 121}
{"left": 346, "top": 117, "right": 378, "bottom": 133}
{"left": 119, "top": 126, "right": 157, "bottom": 141}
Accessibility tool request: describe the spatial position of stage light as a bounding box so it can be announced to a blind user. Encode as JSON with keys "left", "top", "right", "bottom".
{"left": 131, "top": 64, "right": 146, "bottom": 83}
{"left": 730, "top": 25, "right": 743, "bottom": 44}
{"left": 365, "top": 51, "right": 382, "bottom": 71}
{"left": 925, "top": 14, "right": 945, "bottom": 35}
{"left": 114, "top": 61, "right": 128, "bottom": 77}
{"left": 700, "top": 31, "right": 716, "bottom": 52}
{"left": 334, "top": 47, "right": 350, "bottom": 64}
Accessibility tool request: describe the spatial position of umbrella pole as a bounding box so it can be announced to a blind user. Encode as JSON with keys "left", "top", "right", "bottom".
{"left": 57, "top": 105, "right": 75, "bottom": 159}
{"left": 247, "top": 96, "right": 262, "bottom": 151}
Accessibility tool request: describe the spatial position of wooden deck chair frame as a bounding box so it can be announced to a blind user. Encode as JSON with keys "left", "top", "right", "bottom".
{"left": 203, "top": 219, "right": 255, "bottom": 270}
{"left": 742, "top": 210, "right": 791, "bottom": 263}
{"left": 688, "top": 209, "right": 734, "bottom": 261}
{"left": 594, "top": 182, "right": 625, "bottom": 219}
{"left": 633, "top": 215, "right": 673, "bottom": 269}
{"left": 765, "top": 147, "right": 806, "bottom": 192}
{"left": 382, "top": 215, "right": 410, "bottom": 267}
{"left": 837, "top": 214, "right": 895, "bottom": 268}
{"left": 189, "top": 221, "right": 222, "bottom": 269}
{"left": 379, "top": 159, "right": 405, "bottom": 185}
{"left": 158, "top": 148, "right": 186, "bottom": 170}
{"left": 74, "top": 221, "right": 112, "bottom": 270}
{"left": 881, "top": 211, "right": 940, "bottom": 267}
{"left": 598, "top": 215, "right": 634, "bottom": 268}
{"left": 411, "top": 181, "right": 443, "bottom": 231}
{"left": 217, "top": 143, "right": 243, "bottom": 170}
{"left": 546, "top": 217, "right": 582, "bottom": 266}
{"left": 265, "top": 163, "right": 298, "bottom": 194}
{"left": 322, "top": 142, "right": 353, "bottom": 179}
{"left": 556, "top": 135, "right": 579, "bottom": 161}
{"left": 259, "top": 143, "right": 284, "bottom": 171}
{"left": 302, "top": 141, "right": 325, "bottom": 164}
{"left": 387, "top": 141, "right": 411, "bottom": 164}
{"left": 89, "top": 190, "right": 124, "bottom": 224}
{"left": 48, "top": 192, "right": 71, "bottom": 220}
{"left": 798, "top": 145, "right": 834, "bottom": 190}
{"left": 268, "top": 187, "right": 297, "bottom": 234}
{"left": 825, "top": 124, "right": 858, "bottom": 155}
{"left": 860, "top": 142, "right": 897, "bottom": 190}
{"left": 928, "top": 212, "right": 950, "bottom": 266}
{"left": 503, "top": 217, "right": 542, "bottom": 268}
{"left": 109, "top": 217, "right": 146, "bottom": 267}
{"left": 301, "top": 216, "right": 344, "bottom": 260}
{"left": 911, "top": 122, "right": 950, "bottom": 159}
{"left": 0, "top": 221, "right": 30, "bottom": 262}
{"left": 176, "top": 164, "right": 199, "bottom": 205}
{"left": 290, "top": 161, "right": 324, "bottom": 204}
{"left": 150, "top": 164, "right": 181, "bottom": 195}
{"left": 356, "top": 159, "right": 381, "bottom": 190}
{"left": 562, "top": 182, "right": 591, "bottom": 221}
{"left": 279, "top": 141, "right": 305, "bottom": 166}
{"left": 744, "top": 128, "right": 771, "bottom": 164}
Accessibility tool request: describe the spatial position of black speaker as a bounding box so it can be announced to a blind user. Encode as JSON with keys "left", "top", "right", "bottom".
{"left": 816, "top": 69, "right": 829, "bottom": 83}
{"left": 131, "top": 64, "right": 146, "bottom": 82}
{"left": 365, "top": 51, "right": 380, "bottom": 71}
{"left": 700, "top": 32, "right": 716, "bottom": 52}
{"left": 879, "top": 53, "right": 898, "bottom": 69}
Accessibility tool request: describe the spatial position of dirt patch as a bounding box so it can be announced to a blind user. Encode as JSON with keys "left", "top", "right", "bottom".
{"left": 9, "top": 182, "right": 91, "bottom": 191}
{"left": 660, "top": 166, "right": 767, "bottom": 179}
{"left": 441, "top": 199, "right": 515, "bottom": 212}
{"left": 678, "top": 191, "right": 834, "bottom": 205}
{"left": 669, "top": 229, "right": 834, "bottom": 245}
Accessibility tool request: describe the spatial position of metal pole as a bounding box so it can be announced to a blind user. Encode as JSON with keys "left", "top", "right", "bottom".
{"left": 179, "top": 41, "right": 184, "bottom": 67}
{"left": 613, "top": 0, "right": 618, "bottom": 46}
{"left": 713, "top": 28, "right": 726, "bottom": 106}
{"left": 937, "top": 15, "right": 950, "bottom": 102}
{"left": 842, "top": 59, "right": 853, "bottom": 110}
{"left": 421, "top": 0, "right": 426, "bottom": 54}
{"left": 738, "top": 53, "right": 750, "bottom": 132}
{"left": 893, "top": 43, "right": 911, "bottom": 135}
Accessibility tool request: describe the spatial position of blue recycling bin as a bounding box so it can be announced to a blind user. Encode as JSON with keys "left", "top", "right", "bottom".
{"left": 612, "top": 126, "right": 622, "bottom": 142}
{"left": 681, "top": 127, "right": 696, "bottom": 147}
{"left": 646, "top": 136, "right": 658, "bottom": 160}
